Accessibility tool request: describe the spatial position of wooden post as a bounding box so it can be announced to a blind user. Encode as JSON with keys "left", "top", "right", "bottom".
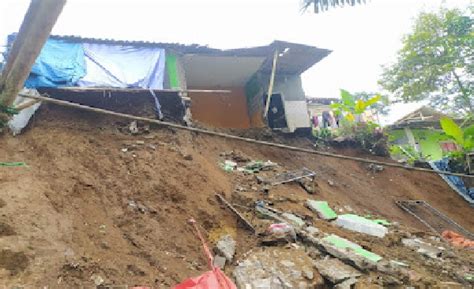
{"left": 263, "top": 50, "right": 278, "bottom": 119}
{"left": 0, "top": 0, "right": 66, "bottom": 110}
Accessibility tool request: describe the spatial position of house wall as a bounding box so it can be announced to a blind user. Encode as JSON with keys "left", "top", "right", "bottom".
{"left": 389, "top": 128, "right": 450, "bottom": 160}
{"left": 245, "top": 73, "right": 311, "bottom": 130}
{"left": 273, "top": 75, "right": 310, "bottom": 131}
{"left": 188, "top": 87, "right": 251, "bottom": 129}
{"left": 165, "top": 52, "right": 187, "bottom": 90}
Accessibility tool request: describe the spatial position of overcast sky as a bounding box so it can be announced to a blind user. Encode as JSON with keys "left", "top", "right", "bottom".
{"left": 0, "top": 0, "right": 470, "bottom": 124}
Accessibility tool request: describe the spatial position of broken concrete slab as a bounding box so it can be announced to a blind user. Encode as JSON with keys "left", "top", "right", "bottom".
{"left": 306, "top": 200, "right": 338, "bottom": 220}
{"left": 305, "top": 234, "right": 383, "bottom": 271}
{"left": 281, "top": 213, "right": 306, "bottom": 228}
{"left": 215, "top": 234, "right": 236, "bottom": 262}
{"left": 233, "top": 247, "right": 324, "bottom": 289}
{"left": 334, "top": 277, "right": 358, "bottom": 289}
{"left": 335, "top": 214, "right": 388, "bottom": 238}
{"left": 402, "top": 238, "right": 443, "bottom": 259}
{"left": 305, "top": 226, "right": 320, "bottom": 237}
{"left": 314, "top": 258, "right": 361, "bottom": 284}
{"left": 213, "top": 255, "right": 227, "bottom": 269}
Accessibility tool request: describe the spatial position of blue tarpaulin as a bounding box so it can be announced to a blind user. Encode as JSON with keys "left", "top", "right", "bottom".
{"left": 24, "top": 38, "right": 86, "bottom": 88}
{"left": 77, "top": 43, "right": 165, "bottom": 89}
{"left": 430, "top": 158, "right": 474, "bottom": 204}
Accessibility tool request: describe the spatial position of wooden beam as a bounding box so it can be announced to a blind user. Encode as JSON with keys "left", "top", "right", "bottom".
{"left": 0, "top": 0, "right": 67, "bottom": 109}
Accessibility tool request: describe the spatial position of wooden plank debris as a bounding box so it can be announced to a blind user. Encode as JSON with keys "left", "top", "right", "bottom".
{"left": 215, "top": 193, "right": 256, "bottom": 233}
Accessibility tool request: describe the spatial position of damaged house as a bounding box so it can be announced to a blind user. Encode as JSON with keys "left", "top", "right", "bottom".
{"left": 4, "top": 34, "right": 330, "bottom": 133}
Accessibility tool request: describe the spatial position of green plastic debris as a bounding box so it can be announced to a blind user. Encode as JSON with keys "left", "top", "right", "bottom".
{"left": 306, "top": 200, "right": 338, "bottom": 220}
{"left": 323, "top": 234, "right": 383, "bottom": 263}
{"left": 372, "top": 219, "right": 391, "bottom": 226}
{"left": 0, "top": 162, "right": 27, "bottom": 167}
{"left": 220, "top": 160, "right": 237, "bottom": 172}
{"left": 465, "top": 274, "right": 474, "bottom": 281}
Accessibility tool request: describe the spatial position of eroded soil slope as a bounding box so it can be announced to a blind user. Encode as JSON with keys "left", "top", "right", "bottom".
{"left": 0, "top": 104, "right": 473, "bottom": 288}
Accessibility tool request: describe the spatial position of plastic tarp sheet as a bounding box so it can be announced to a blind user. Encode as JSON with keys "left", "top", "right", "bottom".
{"left": 23, "top": 38, "right": 86, "bottom": 88}
{"left": 77, "top": 43, "right": 165, "bottom": 89}
{"left": 8, "top": 89, "right": 41, "bottom": 135}
{"left": 429, "top": 159, "right": 474, "bottom": 204}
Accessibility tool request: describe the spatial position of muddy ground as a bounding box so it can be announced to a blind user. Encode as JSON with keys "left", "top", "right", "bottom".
{"left": 0, "top": 103, "right": 473, "bottom": 288}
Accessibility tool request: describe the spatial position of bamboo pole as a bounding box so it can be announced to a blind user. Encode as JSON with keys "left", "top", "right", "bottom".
{"left": 55, "top": 87, "right": 232, "bottom": 94}
{"left": 14, "top": 99, "right": 41, "bottom": 111}
{"left": 263, "top": 50, "right": 279, "bottom": 119}
{"left": 18, "top": 93, "right": 474, "bottom": 179}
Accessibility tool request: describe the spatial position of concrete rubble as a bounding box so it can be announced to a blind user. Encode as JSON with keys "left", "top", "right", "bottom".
{"left": 215, "top": 234, "right": 236, "bottom": 262}
{"left": 281, "top": 213, "right": 306, "bottom": 228}
{"left": 402, "top": 238, "right": 444, "bottom": 259}
{"left": 306, "top": 200, "right": 338, "bottom": 220}
{"left": 335, "top": 214, "right": 388, "bottom": 238}
{"left": 213, "top": 255, "right": 227, "bottom": 269}
{"left": 233, "top": 247, "right": 324, "bottom": 289}
{"left": 313, "top": 258, "right": 361, "bottom": 284}
{"left": 302, "top": 232, "right": 382, "bottom": 270}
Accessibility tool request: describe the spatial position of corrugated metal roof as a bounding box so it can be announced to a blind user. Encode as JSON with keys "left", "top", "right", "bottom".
{"left": 47, "top": 35, "right": 332, "bottom": 75}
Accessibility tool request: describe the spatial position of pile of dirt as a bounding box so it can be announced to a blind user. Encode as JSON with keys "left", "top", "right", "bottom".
{"left": 0, "top": 103, "right": 473, "bottom": 288}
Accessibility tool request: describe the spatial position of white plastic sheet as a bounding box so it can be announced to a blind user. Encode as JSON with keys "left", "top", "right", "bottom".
{"left": 8, "top": 89, "right": 42, "bottom": 135}
{"left": 77, "top": 43, "right": 165, "bottom": 89}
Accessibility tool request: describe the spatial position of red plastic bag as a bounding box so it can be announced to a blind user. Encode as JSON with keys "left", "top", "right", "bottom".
{"left": 171, "top": 219, "right": 237, "bottom": 289}
{"left": 172, "top": 268, "right": 236, "bottom": 289}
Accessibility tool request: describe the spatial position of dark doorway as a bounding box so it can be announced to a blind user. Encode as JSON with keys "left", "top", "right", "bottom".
{"left": 264, "top": 93, "right": 287, "bottom": 129}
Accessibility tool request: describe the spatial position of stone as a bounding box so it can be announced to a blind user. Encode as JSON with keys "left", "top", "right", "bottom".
{"left": 281, "top": 213, "right": 306, "bottom": 228}
{"left": 305, "top": 226, "right": 320, "bottom": 236}
{"left": 90, "top": 274, "right": 105, "bottom": 286}
{"left": 213, "top": 255, "right": 226, "bottom": 269}
{"left": 298, "top": 178, "right": 319, "bottom": 194}
{"left": 402, "top": 238, "right": 443, "bottom": 259}
{"left": 216, "top": 235, "right": 236, "bottom": 262}
{"left": 306, "top": 200, "right": 338, "bottom": 220}
{"left": 367, "top": 163, "right": 384, "bottom": 173}
{"left": 334, "top": 278, "right": 358, "bottom": 289}
{"left": 314, "top": 258, "right": 361, "bottom": 284}
{"left": 280, "top": 260, "right": 295, "bottom": 267}
{"left": 335, "top": 214, "right": 388, "bottom": 238}
{"left": 233, "top": 247, "right": 324, "bottom": 289}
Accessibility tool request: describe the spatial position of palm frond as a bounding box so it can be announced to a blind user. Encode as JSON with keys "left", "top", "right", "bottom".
{"left": 302, "top": 0, "right": 368, "bottom": 14}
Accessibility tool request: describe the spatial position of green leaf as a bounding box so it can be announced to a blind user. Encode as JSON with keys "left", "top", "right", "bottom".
{"left": 340, "top": 89, "right": 355, "bottom": 107}
{"left": 365, "top": 95, "right": 382, "bottom": 107}
{"left": 354, "top": 100, "right": 365, "bottom": 114}
{"left": 440, "top": 117, "right": 464, "bottom": 146}
{"left": 463, "top": 125, "right": 474, "bottom": 150}
{"left": 345, "top": 113, "right": 355, "bottom": 122}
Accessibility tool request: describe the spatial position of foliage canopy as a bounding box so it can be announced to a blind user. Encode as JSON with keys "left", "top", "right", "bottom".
{"left": 380, "top": 8, "right": 474, "bottom": 115}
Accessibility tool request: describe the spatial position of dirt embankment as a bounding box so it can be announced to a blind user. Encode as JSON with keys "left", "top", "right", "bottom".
{"left": 0, "top": 104, "right": 473, "bottom": 288}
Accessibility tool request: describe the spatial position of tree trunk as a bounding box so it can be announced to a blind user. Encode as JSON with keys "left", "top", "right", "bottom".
{"left": 0, "top": 0, "right": 66, "bottom": 110}
{"left": 452, "top": 70, "right": 473, "bottom": 114}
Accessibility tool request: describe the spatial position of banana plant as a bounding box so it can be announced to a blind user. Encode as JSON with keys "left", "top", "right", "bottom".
{"left": 440, "top": 117, "right": 474, "bottom": 151}
{"left": 330, "top": 89, "right": 381, "bottom": 122}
